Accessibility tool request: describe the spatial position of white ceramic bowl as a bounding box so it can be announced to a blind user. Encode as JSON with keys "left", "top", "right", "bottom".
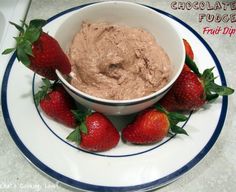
{"left": 55, "top": 1, "right": 185, "bottom": 115}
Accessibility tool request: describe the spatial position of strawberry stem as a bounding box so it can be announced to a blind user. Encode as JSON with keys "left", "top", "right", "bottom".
{"left": 185, "top": 54, "right": 234, "bottom": 102}
{"left": 34, "top": 78, "right": 53, "bottom": 106}
{"left": 201, "top": 67, "right": 234, "bottom": 101}
{"left": 66, "top": 109, "right": 92, "bottom": 144}
{"left": 155, "top": 104, "right": 188, "bottom": 135}
{"left": 2, "top": 19, "right": 47, "bottom": 67}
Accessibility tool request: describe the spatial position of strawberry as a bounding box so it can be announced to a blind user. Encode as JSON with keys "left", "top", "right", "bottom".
{"left": 2, "top": 19, "right": 71, "bottom": 80}
{"left": 159, "top": 55, "right": 234, "bottom": 112}
{"left": 160, "top": 70, "right": 205, "bottom": 111}
{"left": 183, "top": 39, "right": 194, "bottom": 60}
{"left": 122, "top": 105, "right": 187, "bottom": 144}
{"left": 35, "top": 79, "right": 76, "bottom": 127}
{"left": 158, "top": 88, "right": 179, "bottom": 112}
{"left": 182, "top": 63, "right": 191, "bottom": 72}
{"left": 67, "top": 111, "right": 120, "bottom": 152}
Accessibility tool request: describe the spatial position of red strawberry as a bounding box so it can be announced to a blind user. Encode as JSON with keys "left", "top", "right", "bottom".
{"left": 158, "top": 88, "right": 179, "bottom": 112}
{"left": 160, "top": 70, "right": 205, "bottom": 111}
{"left": 159, "top": 39, "right": 233, "bottom": 112}
{"left": 35, "top": 79, "right": 76, "bottom": 127}
{"left": 160, "top": 59, "right": 234, "bottom": 112}
{"left": 67, "top": 112, "right": 120, "bottom": 152}
{"left": 182, "top": 39, "right": 193, "bottom": 73}
{"left": 183, "top": 39, "right": 194, "bottom": 60}
{"left": 182, "top": 64, "right": 191, "bottom": 72}
{"left": 122, "top": 105, "right": 187, "bottom": 144}
{"left": 2, "top": 19, "right": 71, "bottom": 80}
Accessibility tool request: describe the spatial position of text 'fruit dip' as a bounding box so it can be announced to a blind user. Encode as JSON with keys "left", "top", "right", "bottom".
{"left": 68, "top": 22, "right": 171, "bottom": 100}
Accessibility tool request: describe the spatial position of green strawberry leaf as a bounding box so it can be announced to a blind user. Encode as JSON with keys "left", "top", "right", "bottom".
{"left": 201, "top": 68, "right": 234, "bottom": 101}
{"left": 207, "top": 82, "right": 234, "bottom": 96}
{"left": 66, "top": 112, "right": 89, "bottom": 145}
{"left": 79, "top": 122, "right": 88, "bottom": 134}
{"left": 66, "top": 127, "right": 81, "bottom": 144}
{"left": 9, "top": 21, "right": 24, "bottom": 33}
{"left": 156, "top": 104, "right": 188, "bottom": 135}
{"left": 24, "top": 19, "right": 46, "bottom": 43}
{"left": 156, "top": 104, "right": 187, "bottom": 123}
{"left": 206, "top": 93, "right": 219, "bottom": 102}
{"left": 34, "top": 90, "right": 45, "bottom": 106}
{"left": 185, "top": 54, "right": 201, "bottom": 76}
{"left": 2, "top": 48, "right": 16, "bottom": 55}
{"left": 3, "top": 19, "right": 46, "bottom": 61}
{"left": 155, "top": 104, "right": 167, "bottom": 113}
{"left": 72, "top": 110, "right": 87, "bottom": 122}
{"left": 21, "top": 39, "right": 33, "bottom": 56}
{"left": 16, "top": 47, "right": 30, "bottom": 66}
{"left": 72, "top": 109, "right": 92, "bottom": 123}
{"left": 24, "top": 27, "right": 41, "bottom": 44}
{"left": 202, "top": 67, "right": 215, "bottom": 82}
{"left": 13, "top": 36, "right": 32, "bottom": 66}
{"left": 34, "top": 78, "right": 53, "bottom": 106}
{"left": 42, "top": 78, "right": 52, "bottom": 87}
{"left": 168, "top": 112, "right": 188, "bottom": 122}
{"left": 170, "top": 124, "right": 188, "bottom": 135}
{"left": 168, "top": 112, "right": 188, "bottom": 134}
{"left": 71, "top": 109, "right": 92, "bottom": 136}
{"left": 29, "top": 19, "right": 47, "bottom": 29}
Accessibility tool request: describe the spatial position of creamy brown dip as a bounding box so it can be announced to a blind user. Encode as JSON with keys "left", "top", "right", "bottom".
{"left": 68, "top": 22, "right": 171, "bottom": 100}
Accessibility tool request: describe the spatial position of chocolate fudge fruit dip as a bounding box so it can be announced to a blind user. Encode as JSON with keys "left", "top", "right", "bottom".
{"left": 68, "top": 22, "right": 171, "bottom": 100}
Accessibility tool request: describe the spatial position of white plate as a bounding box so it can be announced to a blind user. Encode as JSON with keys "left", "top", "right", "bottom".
{"left": 1, "top": 4, "right": 229, "bottom": 192}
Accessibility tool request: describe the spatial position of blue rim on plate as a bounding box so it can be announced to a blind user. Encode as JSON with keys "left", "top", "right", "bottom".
{"left": 1, "top": 3, "right": 228, "bottom": 192}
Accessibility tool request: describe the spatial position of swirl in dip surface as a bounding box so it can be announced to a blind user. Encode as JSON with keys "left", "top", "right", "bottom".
{"left": 68, "top": 22, "right": 171, "bottom": 100}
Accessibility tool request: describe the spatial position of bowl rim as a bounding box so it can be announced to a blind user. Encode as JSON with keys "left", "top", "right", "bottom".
{"left": 55, "top": 1, "right": 185, "bottom": 105}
